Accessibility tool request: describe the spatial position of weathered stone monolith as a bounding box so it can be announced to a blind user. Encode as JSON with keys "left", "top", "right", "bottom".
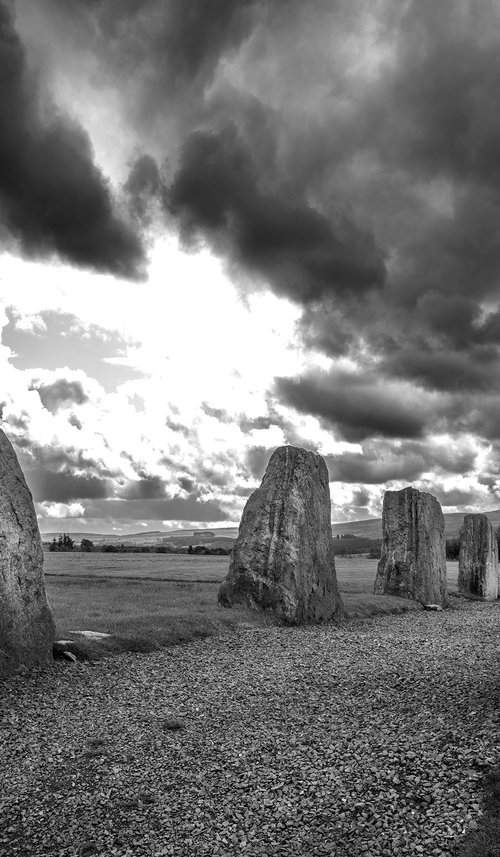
{"left": 0, "top": 428, "right": 55, "bottom": 674}
{"left": 458, "top": 514, "right": 498, "bottom": 600}
{"left": 218, "top": 445, "right": 344, "bottom": 624}
{"left": 374, "top": 487, "right": 447, "bottom": 606}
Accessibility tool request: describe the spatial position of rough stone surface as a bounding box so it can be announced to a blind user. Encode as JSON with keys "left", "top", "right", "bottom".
{"left": 218, "top": 445, "right": 344, "bottom": 624}
{"left": 0, "top": 428, "right": 55, "bottom": 674}
{"left": 458, "top": 513, "right": 499, "bottom": 600}
{"left": 374, "top": 487, "right": 447, "bottom": 606}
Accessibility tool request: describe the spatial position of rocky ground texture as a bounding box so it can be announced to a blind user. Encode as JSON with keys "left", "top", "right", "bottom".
{"left": 1, "top": 601, "right": 499, "bottom": 857}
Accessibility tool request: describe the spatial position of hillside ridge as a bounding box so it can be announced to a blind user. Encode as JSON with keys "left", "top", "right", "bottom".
{"left": 41, "top": 510, "right": 500, "bottom": 543}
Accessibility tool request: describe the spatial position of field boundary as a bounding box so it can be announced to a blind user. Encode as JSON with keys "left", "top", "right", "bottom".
{"left": 44, "top": 573, "right": 223, "bottom": 583}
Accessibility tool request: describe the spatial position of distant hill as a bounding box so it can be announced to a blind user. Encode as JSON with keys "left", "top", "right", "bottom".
{"left": 331, "top": 510, "right": 500, "bottom": 540}
{"left": 41, "top": 526, "right": 239, "bottom": 545}
{"left": 331, "top": 518, "right": 382, "bottom": 540}
{"left": 41, "top": 512, "right": 500, "bottom": 546}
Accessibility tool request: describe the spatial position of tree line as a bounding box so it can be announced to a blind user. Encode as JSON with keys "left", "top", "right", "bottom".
{"left": 46, "top": 536, "right": 231, "bottom": 555}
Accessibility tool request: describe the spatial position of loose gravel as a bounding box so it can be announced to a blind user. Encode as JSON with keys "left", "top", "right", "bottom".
{"left": 1, "top": 601, "right": 499, "bottom": 857}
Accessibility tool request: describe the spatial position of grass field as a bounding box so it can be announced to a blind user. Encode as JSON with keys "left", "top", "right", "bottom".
{"left": 44, "top": 553, "right": 459, "bottom": 660}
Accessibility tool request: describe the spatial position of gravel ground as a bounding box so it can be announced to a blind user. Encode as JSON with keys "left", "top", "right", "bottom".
{"left": 1, "top": 601, "right": 499, "bottom": 857}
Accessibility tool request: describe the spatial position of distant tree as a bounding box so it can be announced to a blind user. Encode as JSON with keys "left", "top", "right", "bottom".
{"left": 103, "top": 544, "right": 117, "bottom": 553}
{"left": 50, "top": 533, "right": 74, "bottom": 552}
{"left": 368, "top": 545, "right": 381, "bottom": 560}
{"left": 188, "top": 545, "right": 193, "bottom": 554}
{"left": 80, "top": 539, "right": 94, "bottom": 552}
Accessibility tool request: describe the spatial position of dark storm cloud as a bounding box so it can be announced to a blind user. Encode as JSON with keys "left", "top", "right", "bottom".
{"left": 15, "top": 438, "right": 118, "bottom": 478}
{"left": 326, "top": 452, "right": 426, "bottom": 485}
{"left": 26, "top": 467, "right": 111, "bottom": 502}
{"left": 119, "top": 475, "right": 166, "bottom": 500}
{"left": 15, "top": 0, "right": 500, "bottom": 482}
{"left": 0, "top": 1, "right": 144, "bottom": 277}
{"left": 86, "top": 495, "right": 226, "bottom": 522}
{"left": 124, "top": 154, "right": 166, "bottom": 224}
{"left": 281, "top": 1, "right": 500, "bottom": 400}
{"left": 167, "top": 125, "right": 385, "bottom": 304}
{"left": 178, "top": 476, "right": 195, "bottom": 492}
{"left": 276, "top": 372, "right": 426, "bottom": 442}
{"left": 380, "top": 347, "right": 500, "bottom": 394}
{"left": 325, "top": 439, "right": 477, "bottom": 485}
{"left": 31, "top": 378, "right": 88, "bottom": 413}
{"left": 86, "top": 0, "right": 260, "bottom": 91}
{"left": 351, "top": 488, "right": 370, "bottom": 508}
{"left": 431, "top": 486, "right": 479, "bottom": 508}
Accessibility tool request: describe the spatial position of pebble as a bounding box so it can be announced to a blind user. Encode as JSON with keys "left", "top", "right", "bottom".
{"left": 0, "top": 601, "right": 499, "bottom": 856}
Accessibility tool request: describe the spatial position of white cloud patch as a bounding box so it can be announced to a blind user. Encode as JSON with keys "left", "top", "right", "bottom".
{"left": 38, "top": 501, "right": 85, "bottom": 519}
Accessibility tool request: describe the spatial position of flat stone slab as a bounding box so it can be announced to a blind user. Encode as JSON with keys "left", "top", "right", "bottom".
{"left": 72, "top": 630, "right": 112, "bottom": 639}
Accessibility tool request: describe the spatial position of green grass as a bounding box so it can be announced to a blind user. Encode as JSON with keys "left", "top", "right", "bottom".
{"left": 45, "top": 555, "right": 459, "bottom": 661}
{"left": 48, "top": 577, "right": 273, "bottom": 660}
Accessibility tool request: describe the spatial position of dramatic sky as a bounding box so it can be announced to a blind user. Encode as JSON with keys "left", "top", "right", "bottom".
{"left": 1, "top": 0, "right": 500, "bottom": 535}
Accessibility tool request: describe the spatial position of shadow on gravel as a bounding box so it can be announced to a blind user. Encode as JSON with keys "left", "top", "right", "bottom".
{"left": 456, "top": 766, "right": 500, "bottom": 857}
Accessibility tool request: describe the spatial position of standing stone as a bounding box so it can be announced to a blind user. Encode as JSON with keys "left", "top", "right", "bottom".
{"left": 374, "top": 487, "right": 447, "bottom": 606}
{"left": 0, "top": 429, "right": 55, "bottom": 674}
{"left": 458, "top": 514, "right": 498, "bottom": 600}
{"left": 218, "top": 445, "right": 344, "bottom": 624}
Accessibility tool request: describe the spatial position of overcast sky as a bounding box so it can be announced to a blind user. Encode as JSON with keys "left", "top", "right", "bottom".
{"left": 1, "top": 0, "right": 500, "bottom": 535}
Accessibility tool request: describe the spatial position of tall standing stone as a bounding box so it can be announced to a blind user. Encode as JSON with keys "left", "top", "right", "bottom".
{"left": 0, "top": 429, "right": 55, "bottom": 674}
{"left": 218, "top": 445, "right": 344, "bottom": 624}
{"left": 374, "top": 487, "right": 447, "bottom": 606}
{"left": 458, "top": 514, "right": 499, "bottom": 600}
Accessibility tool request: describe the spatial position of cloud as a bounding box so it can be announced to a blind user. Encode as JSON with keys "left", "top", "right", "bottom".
{"left": 238, "top": 414, "right": 277, "bottom": 433}
{"left": 432, "top": 486, "right": 480, "bottom": 508}
{"left": 119, "top": 475, "right": 166, "bottom": 500}
{"left": 351, "top": 487, "right": 370, "bottom": 508}
{"left": 325, "top": 439, "right": 478, "bottom": 485}
{"left": 326, "top": 451, "right": 426, "bottom": 485}
{"left": 85, "top": 496, "right": 227, "bottom": 522}
{"left": 275, "top": 371, "right": 428, "bottom": 442}
{"left": 88, "top": 0, "right": 262, "bottom": 94}
{"left": 30, "top": 378, "right": 89, "bottom": 413}
{"left": 27, "top": 468, "right": 110, "bottom": 502}
{"left": 38, "top": 501, "right": 85, "bottom": 519}
{"left": 7, "top": 0, "right": 500, "bottom": 527}
{"left": 0, "top": 1, "right": 144, "bottom": 277}
{"left": 202, "top": 403, "right": 231, "bottom": 423}
{"left": 167, "top": 124, "right": 385, "bottom": 305}
{"left": 245, "top": 445, "right": 273, "bottom": 480}
{"left": 380, "top": 346, "right": 500, "bottom": 394}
